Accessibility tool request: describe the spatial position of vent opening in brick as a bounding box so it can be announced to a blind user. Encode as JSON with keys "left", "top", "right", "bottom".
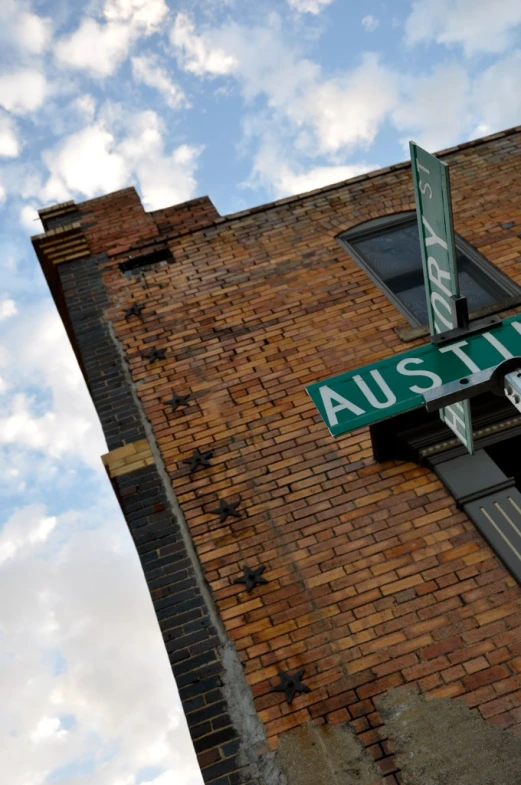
{"left": 119, "top": 247, "right": 174, "bottom": 272}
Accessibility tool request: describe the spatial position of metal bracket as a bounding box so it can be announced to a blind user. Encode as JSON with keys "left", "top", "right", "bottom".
{"left": 504, "top": 369, "right": 521, "bottom": 409}
{"left": 431, "top": 314, "right": 503, "bottom": 346}
{"left": 424, "top": 357, "right": 521, "bottom": 413}
{"left": 450, "top": 294, "right": 469, "bottom": 331}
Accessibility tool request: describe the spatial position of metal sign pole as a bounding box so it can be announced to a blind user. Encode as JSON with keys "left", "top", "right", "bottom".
{"left": 410, "top": 142, "right": 474, "bottom": 453}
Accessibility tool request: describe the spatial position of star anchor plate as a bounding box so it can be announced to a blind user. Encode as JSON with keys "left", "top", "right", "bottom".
{"left": 211, "top": 497, "right": 242, "bottom": 523}
{"left": 183, "top": 448, "right": 214, "bottom": 473}
{"left": 143, "top": 347, "right": 166, "bottom": 363}
{"left": 124, "top": 302, "right": 144, "bottom": 319}
{"left": 169, "top": 392, "right": 191, "bottom": 411}
{"left": 233, "top": 565, "right": 268, "bottom": 592}
{"left": 271, "top": 669, "right": 311, "bottom": 704}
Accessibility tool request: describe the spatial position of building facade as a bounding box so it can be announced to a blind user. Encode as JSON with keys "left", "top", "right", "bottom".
{"left": 33, "top": 125, "right": 521, "bottom": 785}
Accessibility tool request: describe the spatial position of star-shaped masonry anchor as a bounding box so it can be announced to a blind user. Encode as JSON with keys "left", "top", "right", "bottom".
{"left": 233, "top": 565, "right": 268, "bottom": 593}
{"left": 211, "top": 497, "right": 242, "bottom": 523}
{"left": 124, "top": 302, "right": 144, "bottom": 319}
{"left": 271, "top": 669, "right": 311, "bottom": 705}
{"left": 142, "top": 347, "right": 166, "bottom": 363}
{"left": 169, "top": 392, "right": 191, "bottom": 411}
{"left": 183, "top": 448, "right": 214, "bottom": 473}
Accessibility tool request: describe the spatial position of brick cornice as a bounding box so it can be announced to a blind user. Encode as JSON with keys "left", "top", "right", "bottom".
{"left": 32, "top": 222, "right": 90, "bottom": 266}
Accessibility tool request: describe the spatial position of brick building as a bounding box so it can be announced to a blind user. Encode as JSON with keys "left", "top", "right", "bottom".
{"left": 32, "top": 125, "right": 521, "bottom": 785}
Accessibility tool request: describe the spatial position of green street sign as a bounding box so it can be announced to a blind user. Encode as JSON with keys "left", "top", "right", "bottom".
{"left": 306, "top": 315, "right": 521, "bottom": 438}
{"left": 410, "top": 142, "right": 460, "bottom": 335}
{"left": 410, "top": 142, "right": 474, "bottom": 452}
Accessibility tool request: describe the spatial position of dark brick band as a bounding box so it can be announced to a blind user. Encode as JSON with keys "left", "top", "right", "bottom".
{"left": 55, "top": 246, "right": 280, "bottom": 785}
{"left": 111, "top": 462, "right": 248, "bottom": 784}
{"left": 57, "top": 254, "right": 146, "bottom": 450}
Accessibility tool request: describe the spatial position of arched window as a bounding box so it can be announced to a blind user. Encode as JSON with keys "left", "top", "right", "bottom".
{"left": 338, "top": 212, "right": 520, "bottom": 327}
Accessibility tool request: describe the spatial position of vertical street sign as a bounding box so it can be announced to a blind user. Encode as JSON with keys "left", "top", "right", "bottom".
{"left": 410, "top": 142, "right": 474, "bottom": 454}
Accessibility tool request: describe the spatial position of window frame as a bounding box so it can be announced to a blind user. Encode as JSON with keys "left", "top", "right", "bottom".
{"left": 338, "top": 211, "right": 521, "bottom": 328}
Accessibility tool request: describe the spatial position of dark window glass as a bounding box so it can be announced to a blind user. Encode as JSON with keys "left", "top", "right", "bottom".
{"left": 340, "top": 213, "right": 519, "bottom": 327}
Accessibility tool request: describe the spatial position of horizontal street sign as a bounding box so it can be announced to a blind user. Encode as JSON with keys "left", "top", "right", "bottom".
{"left": 306, "top": 315, "right": 521, "bottom": 437}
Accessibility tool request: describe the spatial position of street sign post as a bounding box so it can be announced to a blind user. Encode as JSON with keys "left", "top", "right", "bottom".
{"left": 306, "top": 315, "right": 521, "bottom": 438}
{"left": 410, "top": 142, "right": 474, "bottom": 452}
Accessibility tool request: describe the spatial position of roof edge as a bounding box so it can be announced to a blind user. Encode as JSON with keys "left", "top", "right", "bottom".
{"left": 34, "top": 124, "right": 521, "bottom": 232}
{"left": 217, "top": 124, "right": 521, "bottom": 223}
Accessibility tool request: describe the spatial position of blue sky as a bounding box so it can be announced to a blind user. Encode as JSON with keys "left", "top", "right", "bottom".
{"left": 1, "top": 1, "right": 521, "bottom": 784}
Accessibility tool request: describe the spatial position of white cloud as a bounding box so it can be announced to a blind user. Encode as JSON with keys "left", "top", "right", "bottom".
{"left": 173, "top": 17, "right": 397, "bottom": 159}
{"left": 131, "top": 55, "right": 188, "bottom": 109}
{"left": 405, "top": 0, "right": 521, "bottom": 55}
{"left": 13, "top": 9, "right": 52, "bottom": 53}
{"left": 103, "top": 0, "right": 169, "bottom": 32}
{"left": 0, "top": 499, "right": 204, "bottom": 785}
{"left": 69, "top": 94, "right": 97, "bottom": 125}
{"left": 19, "top": 204, "right": 42, "bottom": 233}
{"left": 172, "top": 15, "right": 397, "bottom": 195}
{"left": 0, "top": 69, "right": 47, "bottom": 115}
{"left": 287, "top": 0, "right": 335, "bottom": 13}
{"left": 55, "top": 19, "right": 133, "bottom": 78}
{"left": 247, "top": 132, "right": 376, "bottom": 197}
{"left": 0, "top": 115, "right": 20, "bottom": 158}
{"left": 362, "top": 14, "right": 379, "bottom": 32}
{"left": 0, "top": 1, "right": 52, "bottom": 54}
{"left": 31, "top": 716, "right": 67, "bottom": 741}
{"left": 0, "top": 183, "right": 5, "bottom": 203}
{"left": 0, "top": 393, "right": 95, "bottom": 460}
{"left": 138, "top": 143, "right": 200, "bottom": 209}
{"left": 142, "top": 772, "right": 187, "bottom": 785}
{"left": 41, "top": 123, "right": 128, "bottom": 201}
{"left": 38, "top": 110, "right": 201, "bottom": 209}
{"left": 471, "top": 49, "right": 521, "bottom": 134}
{"left": 391, "top": 62, "right": 470, "bottom": 152}
{"left": 0, "top": 305, "right": 106, "bottom": 471}
{"left": 267, "top": 160, "right": 374, "bottom": 198}
{"left": 117, "top": 111, "right": 201, "bottom": 209}
{"left": 170, "top": 13, "right": 238, "bottom": 76}
{"left": 56, "top": 0, "right": 169, "bottom": 77}
{"left": 0, "top": 506, "right": 56, "bottom": 563}
{"left": 0, "top": 298, "right": 17, "bottom": 320}
{"left": 291, "top": 53, "right": 397, "bottom": 155}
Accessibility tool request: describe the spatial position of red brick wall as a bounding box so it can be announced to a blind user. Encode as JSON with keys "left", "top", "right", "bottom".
{"left": 39, "top": 126, "right": 521, "bottom": 781}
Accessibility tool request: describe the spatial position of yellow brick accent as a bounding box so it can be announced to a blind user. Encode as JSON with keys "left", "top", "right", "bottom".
{"left": 101, "top": 439, "right": 155, "bottom": 478}
{"left": 32, "top": 222, "right": 90, "bottom": 265}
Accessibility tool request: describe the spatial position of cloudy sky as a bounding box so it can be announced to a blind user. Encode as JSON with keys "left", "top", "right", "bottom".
{"left": 1, "top": 1, "right": 521, "bottom": 784}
